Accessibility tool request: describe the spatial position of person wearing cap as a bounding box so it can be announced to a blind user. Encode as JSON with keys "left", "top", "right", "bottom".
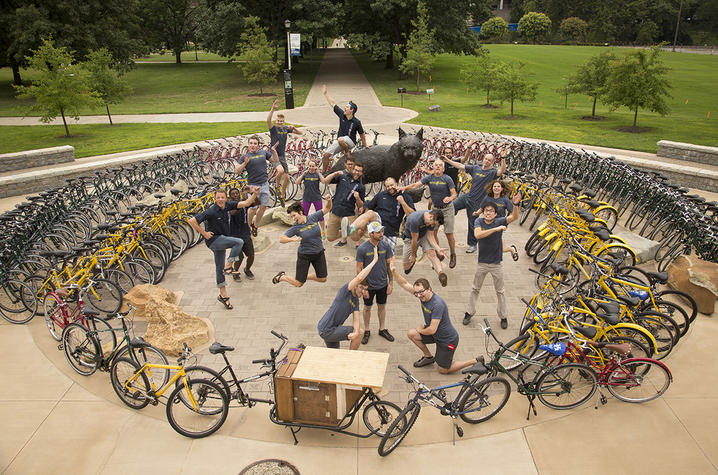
{"left": 321, "top": 84, "right": 369, "bottom": 172}
{"left": 355, "top": 221, "right": 395, "bottom": 345}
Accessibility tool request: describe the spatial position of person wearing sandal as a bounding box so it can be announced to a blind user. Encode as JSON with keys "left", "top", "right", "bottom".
{"left": 228, "top": 187, "right": 258, "bottom": 281}
{"left": 391, "top": 264, "right": 479, "bottom": 374}
{"left": 188, "top": 188, "right": 259, "bottom": 310}
{"left": 317, "top": 244, "right": 379, "bottom": 350}
{"left": 463, "top": 192, "right": 521, "bottom": 328}
{"left": 273, "top": 195, "right": 333, "bottom": 287}
{"left": 356, "top": 222, "right": 395, "bottom": 345}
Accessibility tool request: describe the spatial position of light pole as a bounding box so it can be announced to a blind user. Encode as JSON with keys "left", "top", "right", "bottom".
{"left": 285, "top": 19, "right": 292, "bottom": 71}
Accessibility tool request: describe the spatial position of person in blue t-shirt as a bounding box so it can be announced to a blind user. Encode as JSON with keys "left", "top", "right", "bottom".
{"left": 273, "top": 195, "right": 333, "bottom": 288}
{"left": 267, "top": 99, "right": 303, "bottom": 204}
{"left": 391, "top": 265, "right": 481, "bottom": 374}
{"left": 317, "top": 246, "right": 379, "bottom": 350}
{"left": 475, "top": 179, "right": 519, "bottom": 261}
{"left": 320, "top": 84, "right": 369, "bottom": 172}
{"left": 295, "top": 159, "right": 326, "bottom": 237}
{"left": 320, "top": 159, "right": 365, "bottom": 245}
{"left": 234, "top": 135, "right": 279, "bottom": 237}
{"left": 443, "top": 143, "right": 507, "bottom": 254}
{"left": 463, "top": 192, "right": 521, "bottom": 329}
{"left": 188, "top": 188, "right": 259, "bottom": 310}
{"left": 228, "top": 187, "right": 259, "bottom": 282}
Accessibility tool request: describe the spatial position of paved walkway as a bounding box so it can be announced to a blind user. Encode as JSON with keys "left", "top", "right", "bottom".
{"left": 2, "top": 44, "right": 718, "bottom": 474}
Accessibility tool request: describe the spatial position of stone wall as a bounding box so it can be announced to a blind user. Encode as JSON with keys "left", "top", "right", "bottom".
{"left": 657, "top": 140, "right": 718, "bottom": 166}
{"left": 0, "top": 146, "right": 75, "bottom": 173}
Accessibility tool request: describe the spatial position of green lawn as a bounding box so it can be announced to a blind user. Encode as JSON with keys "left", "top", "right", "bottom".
{"left": 135, "top": 50, "right": 231, "bottom": 62}
{"left": 0, "top": 122, "right": 266, "bottom": 158}
{"left": 355, "top": 45, "right": 718, "bottom": 153}
{"left": 0, "top": 49, "right": 324, "bottom": 116}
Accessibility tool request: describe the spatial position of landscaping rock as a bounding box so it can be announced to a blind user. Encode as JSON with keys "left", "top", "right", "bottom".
{"left": 668, "top": 255, "right": 718, "bottom": 315}
{"left": 272, "top": 208, "right": 295, "bottom": 226}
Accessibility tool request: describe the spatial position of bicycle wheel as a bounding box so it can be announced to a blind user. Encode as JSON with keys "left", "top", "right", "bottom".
{"left": 604, "top": 325, "right": 657, "bottom": 359}
{"left": 458, "top": 377, "right": 511, "bottom": 424}
{"left": 85, "top": 315, "right": 119, "bottom": 354}
{"left": 62, "top": 323, "right": 101, "bottom": 376}
{"left": 362, "top": 400, "right": 404, "bottom": 437}
{"left": 110, "top": 357, "right": 151, "bottom": 409}
{"left": 43, "top": 294, "right": 65, "bottom": 340}
{"left": 166, "top": 378, "right": 229, "bottom": 438}
{"left": 656, "top": 289, "right": 697, "bottom": 325}
{"left": 649, "top": 300, "right": 689, "bottom": 339}
{"left": 633, "top": 315, "right": 675, "bottom": 360}
{"left": 593, "top": 205, "right": 618, "bottom": 232}
{"left": 115, "top": 342, "right": 170, "bottom": 389}
{"left": 606, "top": 358, "right": 671, "bottom": 403}
{"left": 178, "top": 365, "right": 231, "bottom": 400}
{"left": 0, "top": 280, "right": 38, "bottom": 324}
{"left": 536, "top": 363, "right": 598, "bottom": 410}
{"left": 100, "top": 268, "right": 135, "bottom": 295}
{"left": 84, "top": 278, "right": 123, "bottom": 314}
{"left": 377, "top": 400, "right": 421, "bottom": 457}
{"left": 125, "top": 258, "right": 156, "bottom": 285}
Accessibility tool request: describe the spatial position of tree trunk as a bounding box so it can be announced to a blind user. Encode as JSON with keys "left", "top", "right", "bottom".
{"left": 510, "top": 98, "right": 514, "bottom": 117}
{"left": 384, "top": 51, "right": 394, "bottom": 69}
{"left": 633, "top": 105, "right": 638, "bottom": 127}
{"left": 564, "top": 93, "right": 568, "bottom": 110}
{"left": 12, "top": 63, "right": 22, "bottom": 86}
{"left": 416, "top": 70, "right": 420, "bottom": 91}
{"left": 486, "top": 87, "right": 491, "bottom": 106}
{"left": 592, "top": 96, "right": 597, "bottom": 117}
{"left": 106, "top": 104, "right": 113, "bottom": 125}
{"left": 60, "top": 107, "right": 70, "bottom": 137}
{"left": 175, "top": 49, "right": 182, "bottom": 64}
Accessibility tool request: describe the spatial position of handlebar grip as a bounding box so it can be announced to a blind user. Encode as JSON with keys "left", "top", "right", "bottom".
{"left": 521, "top": 298, "right": 531, "bottom": 306}
{"left": 398, "top": 365, "right": 412, "bottom": 377}
{"left": 483, "top": 318, "right": 491, "bottom": 329}
{"left": 252, "top": 359, "right": 269, "bottom": 365}
{"left": 270, "top": 330, "right": 283, "bottom": 339}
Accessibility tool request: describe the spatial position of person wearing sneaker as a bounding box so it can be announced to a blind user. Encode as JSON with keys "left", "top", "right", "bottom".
{"left": 228, "top": 187, "right": 258, "bottom": 281}
{"left": 391, "top": 266, "right": 480, "bottom": 374}
{"left": 343, "top": 177, "right": 415, "bottom": 251}
{"left": 320, "top": 84, "right": 369, "bottom": 172}
{"left": 476, "top": 179, "right": 520, "bottom": 261}
{"left": 400, "top": 159, "right": 458, "bottom": 269}
{"left": 463, "top": 192, "right": 521, "bottom": 329}
{"left": 295, "top": 159, "right": 326, "bottom": 237}
{"left": 320, "top": 159, "right": 365, "bottom": 246}
{"left": 318, "top": 246, "right": 379, "bottom": 350}
{"left": 234, "top": 136, "right": 280, "bottom": 236}
{"left": 267, "top": 99, "right": 303, "bottom": 205}
{"left": 402, "top": 209, "right": 449, "bottom": 287}
{"left": 356, "top": 222, "right": 395, "bottom": 345}
{"left": 443, "top": 143, "right": 506, "bottom": 254}
{"left": 274, "top": 196, "right": 333, "bottom": 287}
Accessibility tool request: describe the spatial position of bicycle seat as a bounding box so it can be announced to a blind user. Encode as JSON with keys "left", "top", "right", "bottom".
{"left": 583, "top": 189, "right": 597, "bottom": 198}
{"left": 646, "top": 271, "right": 668, "bottom": 284}
{"left": 576, "top": 209, "right": 595, "bottom": 222}
{"left": 550, "top": 262, "right": 569, "bottom": 275}
{"left": 461, "top": 357, "right": 488, "bottom": 375}
{"left": 583, "top": 199, "right": 602, "bottom": 208}
{"left": 153, "top": 193, "right": 165, "bottom": 199}
{"left": 594, "top": 229, "right": 611, "bottom": 241}
{"left": 573, "top": 324, "right": 597, "bottom": 339}
{"left": 92, "top": 234, "right": 110, "bottom": 240}
{"left": 614, "top": 294, "right": 641, "bottom": 307}
{"left": 130, "top": 338, "right": 154, "bottom": 349}
{"left": 96, "top": 223, "right": 112, "bottom": 230}
{"left": 82, "top": 309, "right": 99, "bottom": 318}
{"left": 596, "top": 310, "right": 620, "bottom": 326}
{"left": 569, "top": 183, "right": 583, "bottom": 193}
{"left": 209, "top": 342, "right": 235, "bottom": 354}
{"left": 170, "top": 188, "right": 183, "bottom": 196}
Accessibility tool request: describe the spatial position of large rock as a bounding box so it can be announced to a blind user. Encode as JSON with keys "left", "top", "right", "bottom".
{"left": 668, "top": 255, "right": 718, "bottom": 315}
{"left": 258, "top": 207, "right": 279, "bottom": 226}
{"left": 122, "top": 284, "right": 212, "bottom": 356}
{"left": 272, "top": 208, "right": 295, "bottom": 226}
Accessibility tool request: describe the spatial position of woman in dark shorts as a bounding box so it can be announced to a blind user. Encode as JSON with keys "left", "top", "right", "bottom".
{"left": 477, "top": 179, "right": 519, "bottom": 261}
{"left": 273, "top": 195, "right": 332, "bottom": 287}
{"left": 295, "top": 158, "right": 325, "bottom": 237}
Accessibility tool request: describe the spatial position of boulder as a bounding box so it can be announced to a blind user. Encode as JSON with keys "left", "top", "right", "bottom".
{"left": 253, "top": 232, "right": 271, "bottom": 253}
{"left": 272, "top": 208, "right": 295, "bottom": 226}
{"left": 121, "top": 284, "right": 178, "bottom": 316}
{"left": 667, "top": 255, "right": 718, "bottom": 315}
{"left": 258, "top": 207, "right": 279, "bottom": 226}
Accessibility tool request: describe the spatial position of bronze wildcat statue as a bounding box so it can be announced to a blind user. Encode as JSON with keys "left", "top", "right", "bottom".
{"left": 328, "top": 128, "right": 424, "bottom": 184}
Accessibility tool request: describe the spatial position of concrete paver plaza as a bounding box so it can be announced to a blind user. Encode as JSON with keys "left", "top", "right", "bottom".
{"left": 1, "top": 46, "right": 717, "bottom": 474}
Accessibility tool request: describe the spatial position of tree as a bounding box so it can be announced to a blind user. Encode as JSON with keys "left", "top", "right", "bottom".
{"left": 399, "top": 1, "right": 437, "bottom": 91}
{"left": 195, "top": 1, "right": 246, "bottom": 57}
{"left": 14, "top": 38, "right": 101, "bottom": 137}
{"left": 83, "top": 48, "right": 132, "bottom": 125}
{"left": 637, "top": 20, "right": 660, "bottom": 44}
{"left": 460, "top": 54, "right": 504, "bottom": 107}
{"left": 602, "top": 47, "right": 671, "bottom": 128}
{"left": 518, "top": 12, "right": 553, "bottom": 43}
{"left": 566, "top": 51, "right": 617, "bottom": 118}
{"left": 480, "top": 17, "right": 509, "bottom": 40}
{"left": 146, "top": 0, "right": 204, "bottom": 64}
{"left": 469, "top": 0, "right": 494, "bottom": 25}
{"left": 236, "top": 16, "right": 279, "bottom": 95}
{"left": 494, "top": 62, "right": 538, "bottom": 117}
{"left": 560, "top": 17, "right": 588, "bottom": 42}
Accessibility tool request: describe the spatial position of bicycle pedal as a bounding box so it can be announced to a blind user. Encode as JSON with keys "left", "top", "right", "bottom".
{"left": 456, "top": 425, "right": 464, "bottom": 438}
{"left": 57, "top": 344, "right": 64, "bottom": 351}
{"left": 600, "top": 394, "right": 607, "bottom": 405}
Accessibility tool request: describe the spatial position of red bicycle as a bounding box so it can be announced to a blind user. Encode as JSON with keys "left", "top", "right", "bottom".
{"left": 43, "top": 287, "right": 117, "bottom": 350}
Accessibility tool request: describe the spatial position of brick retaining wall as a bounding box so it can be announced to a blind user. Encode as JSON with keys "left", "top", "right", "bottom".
{"left": 0, "top": 146, "right": 75, "bottom": 173}
{"left": 657, "top": 140, "right": 718, "bottom": 166}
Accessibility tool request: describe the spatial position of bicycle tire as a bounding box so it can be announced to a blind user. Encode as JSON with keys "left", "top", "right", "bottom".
{"left": 125, "top": 257, "right": 156, "bottom": 285}
{"left": 644, "top": 300, "right": 688, "bottom": 340}
{"left": 85, "top": 315, "right": 119, "bottom": 354}
{"left": 592, "top": 205, "right": 618, "bottom": 232}
{"left": 99, "top": 268, "right": 135, "bottom": 295}
{"left": 0, "top": 280, "right": 37, "bottom": 324}
{"left": 43, "top": 293, "right": 65, "bottom": 340}
{"left": 178, "top": 365, "right": 231, "bottom": 400}
{"left": 536, "top": 363, "right": 598, "bottom": 410}
{"left": 606, "top": 358, "right": 671, "bottom": 403}
{"left": 633, "top": 315, "right": 675, "bottom": 360}
{"left": 458, "top": 376, "right": 511, "bottom": 424}
{"left": 655, "top": 289, "right": 697, "bottom": 325}
{"left": 604, "top": 324, "right": 657, "bottom": 359}
{"left": 84, "top": 278, "right": 123, "bottom": 314}
{"left": 362, "top": 400, "right": 404, "bottom": 436}
{"left": 110, "top": 357, "right": 151, "bottom": 409}
{"left": 62, "top": 322, "right": 101, "bottom": 376}
{"left": 165, "top": 378, "right": 229, "bottom": 438}
{"left": 377, "top": 400, "right": 421, "bottom": 456}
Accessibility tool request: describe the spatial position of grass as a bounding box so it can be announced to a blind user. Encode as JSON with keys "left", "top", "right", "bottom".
{"left": 0, "top": 49, "right": 325, "bottom": 116}
{"left": 135, "top": 50, "right": 231, "bottom": 62}
{"left": 0, "top": 122, "right": 266, "bottom": 158}
{"left": 354, "top": 45, "right": 718, "bottom": 153}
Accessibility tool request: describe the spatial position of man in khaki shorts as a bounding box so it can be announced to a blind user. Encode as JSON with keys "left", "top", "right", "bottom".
{"left": 320, "top": 160, "right": 365, "bottom": 246}
{"left": 401, "top": 159, "right": 457, "bottom": 268}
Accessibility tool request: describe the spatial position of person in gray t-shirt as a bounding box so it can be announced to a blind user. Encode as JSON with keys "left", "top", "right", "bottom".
{"left": 268, "top": 99, "right": 302, "bottom": 203}
{"left": 234, "top": 135, "right": 279, "bottom": 236}
{"left": 274, "top": 196, "right": 333, "bottom": 288}
{"left": 391, "top": 264, "right": 480, "bottom": 374}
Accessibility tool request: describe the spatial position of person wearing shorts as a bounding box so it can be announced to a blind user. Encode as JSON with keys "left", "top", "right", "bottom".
{"left": 356, "top": 221, "right": 395, "bottom": 345}
{"left": 295, "top": 159, "right": 325, "bottom": 236}
{"left": 273, "top": 198, "right": 333, "bottom": 287}
{"left": 317, "top": 246, "right": 379, "bottom": 349}
{"left": 234, "top": 135, "right": 279, "bottom": 236}
{"left": 391, "top": 267, "right": 479, "bottom": 374}
{"left": 321, "top": 160, "right": 365, "bottom": 245}
{"left": 228, "top": 187, "right": 258, "bottom": 281}
{"left": 320, "top": 84, "right": 369, "bottom": 171}
{"left": 267, "top": 99, "right": 302, "bottom": 204}
{"left": 401, "top": 159, "right": 458, "bottom": 268}
{"left": 402, "top": 209, "right": 448, "bottom": 287}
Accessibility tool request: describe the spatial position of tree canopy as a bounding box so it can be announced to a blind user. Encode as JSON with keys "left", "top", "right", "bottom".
{"left": 566, "top": 51, "right": 617, "bottom": 117}
{"left": 236, "top": 16, "right": 280, "bottom": 95}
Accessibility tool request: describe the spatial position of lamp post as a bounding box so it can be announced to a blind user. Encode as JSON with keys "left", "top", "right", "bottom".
{"left": 285, "top": 19, "right": 292, "bottom": 71}
{"left": 283, "top": 19, "right": 295, "bottom": 109}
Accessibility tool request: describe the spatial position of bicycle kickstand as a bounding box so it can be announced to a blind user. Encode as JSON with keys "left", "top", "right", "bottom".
{"left": 289, "top": 426, "right": 301, "bottom": 445}
{"left": 451, "top": 415, "right": 464, "bottom": 445}
{"left": 594, "top": 387, "right": 608, "bottom": 409}
{"left": 526, "top": 396, "right": 538, "bottom": 420}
